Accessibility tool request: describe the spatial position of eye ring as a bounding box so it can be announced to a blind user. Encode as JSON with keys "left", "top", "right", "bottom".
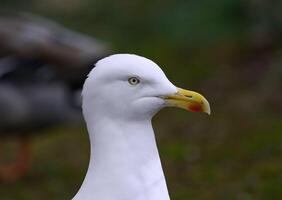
{"left": 128, "top": 77, "right": 140, "bottom": 85}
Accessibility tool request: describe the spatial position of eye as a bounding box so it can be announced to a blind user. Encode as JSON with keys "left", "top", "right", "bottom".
{"left": 128, "top": 77, "right": 140, "bottom": 85}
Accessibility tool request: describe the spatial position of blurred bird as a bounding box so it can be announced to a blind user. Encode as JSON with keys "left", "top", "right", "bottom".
{"left": 0, "top": 12, "right": 111, "bottom": 181}
{"left": 73, "top": 54, "right": 210, "bottom": 200}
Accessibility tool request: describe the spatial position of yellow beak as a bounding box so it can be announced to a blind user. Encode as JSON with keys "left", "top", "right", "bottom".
{"left": 164, "top": 87, "right": 211, "bottom": 115}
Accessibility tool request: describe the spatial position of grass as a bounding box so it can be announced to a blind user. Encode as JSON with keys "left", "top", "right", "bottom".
{"left": 1, "top": 109, "right": 281, "bottom": 199}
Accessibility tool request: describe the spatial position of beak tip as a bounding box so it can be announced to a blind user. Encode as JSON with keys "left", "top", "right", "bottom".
{"left": 202, "top": 99, "right": 211, "bottom": 115}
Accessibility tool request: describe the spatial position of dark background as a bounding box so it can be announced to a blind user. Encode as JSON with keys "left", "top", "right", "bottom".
{"left": 0, "top": 0, "right": 282, "bottom": 199}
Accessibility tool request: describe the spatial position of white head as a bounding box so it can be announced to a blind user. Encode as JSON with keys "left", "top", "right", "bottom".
{"left": 82, "top": 54, "right": 210, "bottom": 122}
{"left": 76, "top": 54, "right": 210, "bottom": 200}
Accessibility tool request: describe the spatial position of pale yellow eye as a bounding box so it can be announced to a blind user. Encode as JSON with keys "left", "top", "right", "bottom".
{"left": 128, "top": 77, "right": 140, "bottom": 85}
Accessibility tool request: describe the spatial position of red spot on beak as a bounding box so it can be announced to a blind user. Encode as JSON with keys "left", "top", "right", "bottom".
{"left": 188, "top": 104, "right": 202, "bottom": 112}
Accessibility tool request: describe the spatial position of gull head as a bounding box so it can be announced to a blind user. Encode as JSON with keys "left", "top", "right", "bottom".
{"left": 82, "top": 54, "right": 210, "bottom": 121}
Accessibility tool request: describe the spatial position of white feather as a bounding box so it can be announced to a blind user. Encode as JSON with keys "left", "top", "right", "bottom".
{"left": 73, "top": 54, "right": 177, "bottom": 200}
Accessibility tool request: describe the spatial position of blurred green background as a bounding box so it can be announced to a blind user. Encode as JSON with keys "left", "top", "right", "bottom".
{"left": 1, "top": 0, "right": 282, "bottom": 199}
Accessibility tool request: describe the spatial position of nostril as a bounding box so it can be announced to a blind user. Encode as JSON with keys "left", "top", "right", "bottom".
{"left": 185, "top": 95, "right": 193, "bottom": 98}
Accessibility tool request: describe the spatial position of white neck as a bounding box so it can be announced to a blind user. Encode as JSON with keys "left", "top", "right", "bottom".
{"left": 73, "top": 116, "right": 170, "bottom": 200}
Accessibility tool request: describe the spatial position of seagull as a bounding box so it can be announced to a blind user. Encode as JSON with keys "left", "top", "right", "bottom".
{"left": 0, "top": 13, "right": 111, "bottom": 181}
{"left": 73, "top": 54, "right": 210, "bottom": 200}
